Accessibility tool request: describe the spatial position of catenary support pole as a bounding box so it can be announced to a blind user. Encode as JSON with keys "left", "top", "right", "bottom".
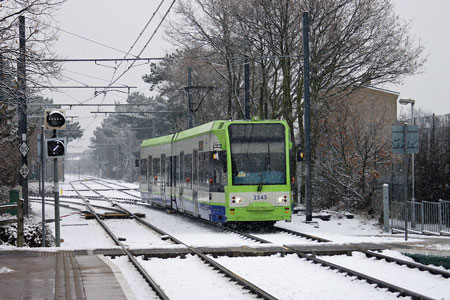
{"left": 303, "top": 12, "right": 312, "bottom": 222}
{"left": 244, "top": 56, "right": 250, "bottom": 120}
{"left": 411, "top": 103, "right": 416, "bottom": 228}
{"left": 187, "top": 67, "right": 193, "bottom": 128}
{"left": 18, "top": 16, "right": 29, "bottom": 216}
{"left": 403, "top": 123, "right": 408, "bottom": 241}
{"left": 53, "top": 129, "right": 60, "bottom": 247}
{"left": 383, "top": 184, "right": 390, "bottom": 233}
{"left": 41, "top": 125, "right": 46, "bottom": 247}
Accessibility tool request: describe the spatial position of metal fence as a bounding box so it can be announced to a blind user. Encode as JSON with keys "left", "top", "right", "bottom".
{"left": 391, "top": 199, "right": 450, "bottom": 236}
{"left": 0, "top": 199, "right": 24, "bottom": 247}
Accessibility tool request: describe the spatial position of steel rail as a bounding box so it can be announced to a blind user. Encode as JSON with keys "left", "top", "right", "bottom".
{"left": 92, "top": 179, "right": 141, "bottom": 199}
{"left": 29, "top": 199, "right": 79, "bottom": 211}
{"left": 78, "top": 181, "right": 448, "bottom": 293}
{"left": 181, "top": 214, "right": 273, "bottom": 244}
{"left": 69, "top": 183, "right": 170, "bottom": 300}
{"left": 112, "top": 202, "right": 278, "bottom": 300}
{"left": 116, "top": 198, "right": 273, "bottom": 245}
{"left": 286, "top": 247, "right": 434, "bottom": 300}
{"left": 360, "top": 249, "right": 450, "bottom": 279}
{"left": 273, "top": 226, "right": 332, "bottom": 243}
{"left": 93, "top": 178, "right": 138, "bottom": 190}
{"left": 31, "top": 197, "right": 127, "bottom": 214}
{"left": 79, "top": 179, "right": 141, "bottom": 200}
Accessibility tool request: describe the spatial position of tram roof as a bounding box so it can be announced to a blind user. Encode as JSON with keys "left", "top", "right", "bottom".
{"left": 140, "top": 119, "right": 288, "bottom": 148}
{"left": 140, "top": 121, "right": 217, "bottom": 148}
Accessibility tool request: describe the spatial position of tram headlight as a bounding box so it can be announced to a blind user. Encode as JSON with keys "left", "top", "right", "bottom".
{"left": 277, "top": 195, "right": 288, "bottom": 203}
{"left": 231, "top": 196, "right": 243, "bottom": 204}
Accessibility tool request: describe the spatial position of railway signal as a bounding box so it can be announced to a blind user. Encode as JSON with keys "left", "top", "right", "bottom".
{"left": 296, "top": 149, "right": 304, "bottom": 162}
{"left": 46, "top": 138, "right": 65, "bottom": 157}
{"left": 44, "top": 109, "right": 66, "bottom": 130}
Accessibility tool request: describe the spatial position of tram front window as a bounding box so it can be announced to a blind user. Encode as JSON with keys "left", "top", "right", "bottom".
{"left": 229, "top": 123, "right": 286, "bottom": 186}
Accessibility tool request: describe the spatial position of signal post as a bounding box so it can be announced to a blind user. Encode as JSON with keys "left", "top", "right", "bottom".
{"left": 44, "top": 109, "right": 66, "bottom": 247}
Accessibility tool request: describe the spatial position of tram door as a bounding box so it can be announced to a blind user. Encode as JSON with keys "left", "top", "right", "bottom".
{"left": 193, "top": 149, "right": 199, "bottom": 216}
{"left": 167, "top": 155, "right": 176, "bottom": 210}
{"left": 147, "top": 155, "right": 152, "bottom": 201}
{"left": 161, "top": 154, "right": 166, "bottom": 205}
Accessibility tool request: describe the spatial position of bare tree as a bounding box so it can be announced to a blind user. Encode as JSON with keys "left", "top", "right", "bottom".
{"left": 1, "top": 0, "right": 64, "bottom": 106}
{"left": 161, "top": 0, "right": 424, "bottom": 211}
{"left": 315, "top": 92, "right": 395, "bottom": 211}
{"left": 0, "top": 0, "right": 65, "bottom": 193}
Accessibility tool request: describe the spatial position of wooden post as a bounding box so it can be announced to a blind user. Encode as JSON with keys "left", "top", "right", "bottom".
{"left": 17, "top": 199, "right": 24, "bottom": 247}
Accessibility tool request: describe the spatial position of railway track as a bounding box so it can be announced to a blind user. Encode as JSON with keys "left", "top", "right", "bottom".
{"left": 34, "top": 178, "right": 449, "bottom": 299}
{"left": 70, "top": 182, "right": 170, "bottom": 300}
{"left": 67, "top": 181, "right": 278, "bottom": 300}
{"left": 107, "top": 201, "right": 441, "bottom": 300}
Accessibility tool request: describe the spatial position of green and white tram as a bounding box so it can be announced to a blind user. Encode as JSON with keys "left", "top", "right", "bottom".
{"left": 138, "top": 119, "right": 293, "bottom": 227}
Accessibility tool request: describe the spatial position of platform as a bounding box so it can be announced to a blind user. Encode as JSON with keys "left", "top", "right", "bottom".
{"left": 0, "top": 250, "right": 135, "bottom": 300}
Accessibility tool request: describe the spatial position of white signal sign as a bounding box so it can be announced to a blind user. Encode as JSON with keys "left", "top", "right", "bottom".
{"left": 18, "top": 142, "right": 30, "bottom": 157}
{"left": 19, "top": 164, "right": 30, "bottom": 179}
{"left": 44, "top": 109, "right": 66, "bottom": 130}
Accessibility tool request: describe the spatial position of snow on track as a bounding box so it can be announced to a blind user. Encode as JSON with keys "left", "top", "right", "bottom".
{"left": 30, "top": 202, "right": 116, "bottom": 249}
{"left": 215, "top": 254, "right": 401, "bottom": 300}
{"left": 107, "top": 256, "right": 159, "bottom": 300}
{"left": 120, "top": 203, "right": 262, "bottom": 247}
{"left": 103, "top": 219, "right": 177, "bottom": 248}
{"left": 137, "top": 255, "right": 258, "bottom": 300}
{"left": 319, "top": 251, "right": 450, "bottom": 299}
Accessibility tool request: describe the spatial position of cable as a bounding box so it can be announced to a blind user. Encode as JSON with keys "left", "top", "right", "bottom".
{"left": 109, "top": 0, "right": 166, "bottom": 81}
{"left": 64, "top": 69, "right": 129, "bottom": 85}
{"left": 47, "top": 24, "right": 138, "bottom": 57}
{"left": 106, "top": 0, "right": 176, "bottom": 89}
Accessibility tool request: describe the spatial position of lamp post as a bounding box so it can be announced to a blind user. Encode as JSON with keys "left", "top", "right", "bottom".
{"left": 399, "top": 98, "right": 416, "bottom": 227}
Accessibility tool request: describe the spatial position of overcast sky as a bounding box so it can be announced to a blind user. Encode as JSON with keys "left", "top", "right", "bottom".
{"left": 42, "top": 0, "right": 450, "bottom": 152}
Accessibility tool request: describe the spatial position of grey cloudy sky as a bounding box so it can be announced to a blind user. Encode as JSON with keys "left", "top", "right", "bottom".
{"left": 390, "top": 0, "right": 450, "bottom": 115}
{"left": 42, "top": 0, "right": 449, "bottom": 151}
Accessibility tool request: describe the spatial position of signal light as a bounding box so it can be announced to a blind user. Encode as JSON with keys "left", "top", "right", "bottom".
{"left": 296, "top": 148, "right": 304, "bottom": 162}
{"left": 46, "top": 138, "right": 65, "bottom": 157}
{"left": 45, "top": 109, "right": 66, "bottom": 130}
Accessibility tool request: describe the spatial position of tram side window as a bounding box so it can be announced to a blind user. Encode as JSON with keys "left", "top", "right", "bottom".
{"left": 140, "top": 158, "right": 147, "bottom": 179}
{"left": 184, "top": 153, "right": 192, "bottom": 186}
{"left": 147, "top": 156, "right": 152, "bottom": 182}
{"left": 161, "top": 154, "right": 166, "bottom": 183}
{"left": 199, "top": 151, "right": 210, "bottom": 184}
{"left": 179, "top": 152, "right": 184, "bottom": 185}
{"left": 211, "top": 150, "right": 227, "bottom": 186}
{"left": 153, "top": 158, "right": 160, "bottom": 183}
{"left": 193, "top": 149, "right": 198, "bottom": 183}
{"left": 166, "top": 156, "right": 172, "bottom": 185}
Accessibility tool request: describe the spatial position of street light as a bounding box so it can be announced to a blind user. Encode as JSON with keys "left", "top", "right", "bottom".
{"left": 399, "top": 98, "right": 416, "bottom": 227}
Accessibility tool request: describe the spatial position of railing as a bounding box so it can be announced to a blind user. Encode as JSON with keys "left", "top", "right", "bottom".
{"left": 391, "top": 199, "right": 450, "bottom": 236}
{"left": 0, "top": 198, "right": 24, "bottom": 247}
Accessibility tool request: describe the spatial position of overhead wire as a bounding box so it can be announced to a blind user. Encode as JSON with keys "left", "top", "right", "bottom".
{"left": 97, "top": 0, "right": 174, "bottom": 113}
{"left": 106, "top": 0, "right": 176, "bottom": 89}
{"left": 108, "top": 0, "right": 166, "bottom": 82}
{"left": 42, "top": 2, "right": 176, "bottom": 147}
{"left": 46, "top": 24, "right": 138, "bottom": 57}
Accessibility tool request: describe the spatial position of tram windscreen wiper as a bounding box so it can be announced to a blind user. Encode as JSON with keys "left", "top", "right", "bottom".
{"left": 257, "top": 143, "right": 270, "bottom": 192}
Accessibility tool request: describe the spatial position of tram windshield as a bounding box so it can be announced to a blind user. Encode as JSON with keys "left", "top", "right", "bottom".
{"left": 229, "top": 123, "right": 286, "bottom": 186}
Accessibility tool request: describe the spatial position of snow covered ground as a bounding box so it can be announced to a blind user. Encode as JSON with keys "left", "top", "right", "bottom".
{"left": 4, "top": 175, "right": 450, "bottom": 299}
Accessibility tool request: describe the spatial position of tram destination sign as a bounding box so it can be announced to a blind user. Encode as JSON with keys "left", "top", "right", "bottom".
{"left": 392, "top": 124, "right": 419, "bottom": 154}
